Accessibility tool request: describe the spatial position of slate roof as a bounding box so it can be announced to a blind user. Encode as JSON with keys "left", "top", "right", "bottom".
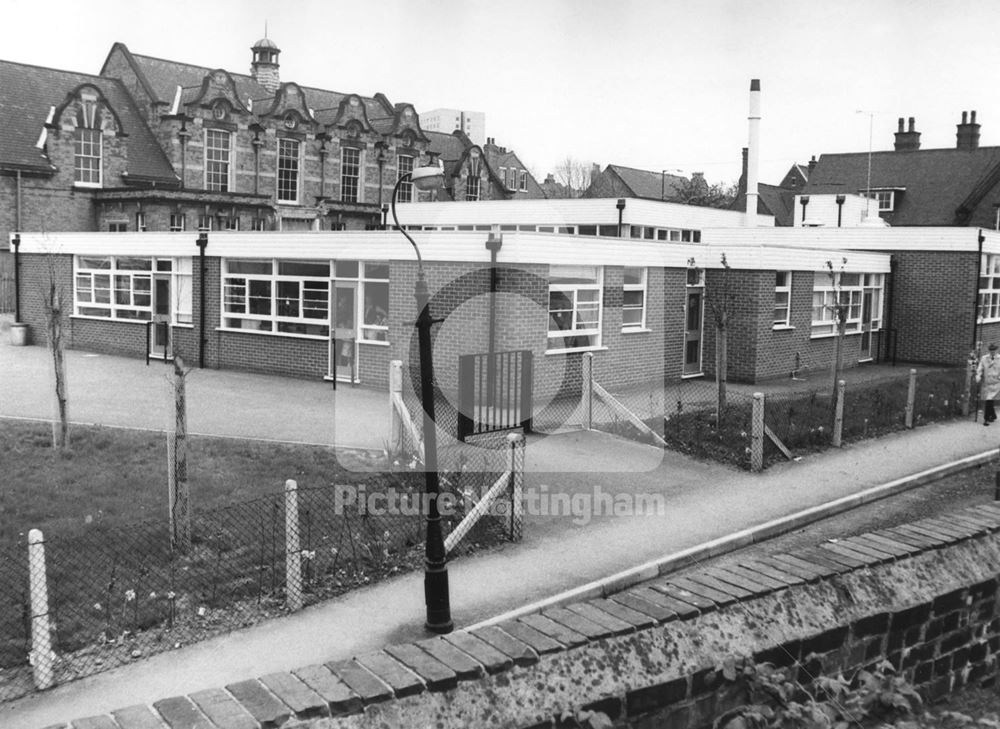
{"left": 124, "top": 49, "right": 388, "bottom": 125}
{"left": 804, "top": 147, "right": 1000, "bottom": 226}
{"left": 606, "top": 164, "right": 687, "bottom": 200}
{"left": 0, "top": 59, "right": 176, "bottom": 182}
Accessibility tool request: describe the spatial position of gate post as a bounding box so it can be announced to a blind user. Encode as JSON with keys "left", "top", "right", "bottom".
{"left": 582, "top": 352, "right": 593, "bottom": 430}
{"left": 507, "top": 432, "right": 525, "bottom": 541}
{"left": 520, "top": 351, "right": 534, "bottom": 434}
{"left": 963, "top": 356, "right": 974, "bottom": 416}
{"left": 751, "top": 392, "right": 764, "bottom": 472}
{"left": 28, "top": 529, "right": 56, "bottom": 690}
{"left": 457, "top": 354, "right": 475, "bottom": 442}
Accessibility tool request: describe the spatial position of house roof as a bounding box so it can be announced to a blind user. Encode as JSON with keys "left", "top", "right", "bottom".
{"left": 804, "top": 147, "right": 1000, "bottom": 226}
{"left": 605, "top": 164, "right": 687, "bottom": 200}
{"left": 0, "top": 59, "right": 176, "bottom": 182}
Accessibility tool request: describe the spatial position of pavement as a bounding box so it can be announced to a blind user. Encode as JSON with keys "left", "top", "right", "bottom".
{"left": 1, "top": 337, "right": 998, "bottom": 729}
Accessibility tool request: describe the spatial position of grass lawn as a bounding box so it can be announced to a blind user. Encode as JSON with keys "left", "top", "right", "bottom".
{"left": 0, "top": 418, "right": 510, "bottom": 700}
{"left": 0, "top": 418, "right": 386, "bottom": 543}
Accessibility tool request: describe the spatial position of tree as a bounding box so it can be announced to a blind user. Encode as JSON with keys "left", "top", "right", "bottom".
{"left": 824, "top": 258, "right": 851, "bottom": 418}
{"left": 548, "top": 157, "right": 594, "bottom": 198}
{"left": 41, "top": 262, "right": 70, "bottom": 450}
{"left": 167, "top": 355, "right": 192, "bottom": 552}
{"left": 670, "top": 176, "right": 738, "bottom": 209}
{"left": 697, "top": 254, "right": 734, "bottom": 420}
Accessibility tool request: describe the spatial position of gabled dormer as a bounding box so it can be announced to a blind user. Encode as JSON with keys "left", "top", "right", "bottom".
{"left": 184, "top": 69, "right": 253, "bottom": 123}
{"left": 53, "top": 83, "right": 127, "bottom": 189}
{"left": 258, "top": 82, "right": 318, "bottom": 134}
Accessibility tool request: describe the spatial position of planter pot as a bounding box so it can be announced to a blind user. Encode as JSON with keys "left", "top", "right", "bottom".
{"left": 9, "top": 323, "right": 28, "bottom": 346}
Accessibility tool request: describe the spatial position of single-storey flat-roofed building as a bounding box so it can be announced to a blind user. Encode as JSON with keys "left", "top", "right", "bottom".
{"left": 704, "top": 225, "right": 1000, "bottom": 368}
{"left": 12, "top": 221, "right": 892, "bottom": 417}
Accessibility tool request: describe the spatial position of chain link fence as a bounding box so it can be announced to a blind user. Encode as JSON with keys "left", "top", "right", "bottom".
{"left": 1, "top": 419, "right": 523, "bottom": 702}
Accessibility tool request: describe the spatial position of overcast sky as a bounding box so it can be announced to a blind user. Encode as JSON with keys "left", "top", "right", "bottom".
{"left": 5, "top": 0, "right": 1000, "bottom": 186}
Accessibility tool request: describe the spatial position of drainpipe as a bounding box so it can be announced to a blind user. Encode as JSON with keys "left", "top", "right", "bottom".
{"left": 885, "top": 255, "right": 897, "bottom": 365}
{"left": 486, "top": 233, "right": 502, "bottom": 406}
{"left": 835, "top": 194, "right": 846, "bottom": 228}
{"left": 15, "top": 170, "right": 22, "bottom": 231}
{"left": 12, "top": 234, "right": 20, "bottom": 323}
{"left": 975, "top": 229, "right": 985, "bottom": 351}
{"left": 251, "top": 127, "right": 263, "bottom": 196}
{"left": 178, "top": 121, "right": 190, "bottom": 190}
{"left": 616, "top": 198, "right": 626, "bottom": 237}
{"left": 196, "top": 232, "right": 208, "bottom": 368}
{"left": 799, "top": 196, "right": 809, "bottom": 226}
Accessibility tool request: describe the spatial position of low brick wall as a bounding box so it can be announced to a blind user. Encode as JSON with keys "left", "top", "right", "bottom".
{"left": 58, "top": 505, "right": 1000, "bottom": 729}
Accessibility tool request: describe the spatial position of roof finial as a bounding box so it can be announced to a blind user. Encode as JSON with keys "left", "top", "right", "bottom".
{"left": 264, "top": 20, "right": 268, "bottom": 38}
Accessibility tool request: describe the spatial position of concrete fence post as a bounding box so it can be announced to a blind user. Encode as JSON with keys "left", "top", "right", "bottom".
{"left": 507, "top": 432, "right": 525, "bottom": 541}
{"left": 905, "top": 368, "right": 917, "bottom": 429}
{"left": 751, "top": 392, "right": 764, "bottom": 472}
{"left": 284, "top": 479, "right": 302, "bottom": 612}
{"left": 963, "top": 357, "right": 974, "bottom": 417}
{"left": 832, "top": 379, "right": 846, "bottom": 447}
{"left": 28, "top": 529, "right": 55, "bottom": 690}
{"left": 389, "top": 360, "right": 403, "bottom": 454}
{"left": 582, "top": 352, "right": 593, "bottom": 430}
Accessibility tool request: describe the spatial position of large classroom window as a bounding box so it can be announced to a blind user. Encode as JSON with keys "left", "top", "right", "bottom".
{"left": 74, "top": 255, "right": 191, "bottom": 324}
{"left": 341, "top": 148, "right": 360, "bottom": 202}
{"left": 205, "top": 129, "right": 232, "bottom": 192}
{"left": 980, "top": 254, "right": 1000, "bottom": 322}
{"left": 74, "top": 127, "right": 102, "bottom": 186}
{"left": 811, "top": 271, "right": 883, "bottom": 336}
{"left": 277, "top": 138, "right": 301, "bottom": 203}
{"left": 548, "top": 265, "right": 603, "bottom": 352}
{"left": 774, "top": 271, "right": 792, "bottom": 328}
{"left": 223, "top": 259, "right": 330, "bottom": 337}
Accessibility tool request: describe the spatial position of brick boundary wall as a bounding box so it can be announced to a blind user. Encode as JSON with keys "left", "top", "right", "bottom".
{"left": 55, "top": 503, "right": 1000, "bottom": 729}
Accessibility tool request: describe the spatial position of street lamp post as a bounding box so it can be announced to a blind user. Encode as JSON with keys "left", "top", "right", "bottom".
{"left": 390, "top": 165, "right": 453, "bottom": 634}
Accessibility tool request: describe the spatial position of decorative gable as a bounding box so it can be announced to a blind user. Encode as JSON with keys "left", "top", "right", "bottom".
{"left": 258, "top": 83, "right": 316, "bottom": 133}
{"left": 54, "top": 84, "right": 124, "bottom": 135}
{"left": 333, "top": 95, "right": 373, "bottom": 134}
{"left": 185, "top": 69, "right": 251, "bottom": 120}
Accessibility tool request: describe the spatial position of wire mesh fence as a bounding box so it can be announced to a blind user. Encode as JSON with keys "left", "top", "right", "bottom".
{"left": 1, "top": 426, "right": 523, "bottom": 702}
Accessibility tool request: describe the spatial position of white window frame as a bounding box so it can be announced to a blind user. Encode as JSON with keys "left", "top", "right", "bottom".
{"left": 622, "top": 267, "right": 647, "bottom": 331}
{"left": 979, "top": 254, "right": 1000, "bottom": 322}
{"left": 499, "top": 167, "right": 507, "bottom": 188}
{"left": 548, "top": 265, "right": 603, "bottom": 353}
{"left": 865, "top": 189, "right": 895, "bottom": 212}
{"left": 811, "top": 271, "right": 882, "bottom": 337}
{"left": 341, "top": 147, "right": 361, "bottom": 202}
{"left": 135, "top": 212, "right": 147, "bottom": 232}
{"left": 396, "top": 155, "right": 414, "bottom": 203}
{"left": 74, "top": 255, "right": 191, "bottom": 325}
{"left": 359, "top": 263, "right": 390, "bottom": 344}
{"left": 169, "top": 213, "right": 186, "bottom": 232}
{"left": 277, "top": 138, "right": 301, "bottom": 204}
{"left": 205, "top": 128, "right": 232, "bottom": 192}
{"left": 221, "top": 259, "right": 332, "bottom": 338}
{"left": 73, "top": 127, "right": 102, "bottom": 187}
{"left": 519, "top": 170, "right": 528, "bottom": 192}
{"left": 773, "top": 271, "right": 792, "bottom": 328}
{"left": 465, "top": 175, "right": 481, "bottom": 201}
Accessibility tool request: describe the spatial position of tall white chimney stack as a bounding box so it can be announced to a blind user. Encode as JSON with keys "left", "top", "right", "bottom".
{"left": 745, "top": 78, "right": 761, "bottom": 227}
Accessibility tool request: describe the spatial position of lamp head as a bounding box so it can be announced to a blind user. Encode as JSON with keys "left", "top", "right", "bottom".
{"left": 410, "top": 165, "right": 445, "bottom": 192}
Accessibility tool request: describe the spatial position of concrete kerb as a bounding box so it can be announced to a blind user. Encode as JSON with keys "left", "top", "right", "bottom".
{"left": 468, "top": 446, "right": 1000, "bottom": 631}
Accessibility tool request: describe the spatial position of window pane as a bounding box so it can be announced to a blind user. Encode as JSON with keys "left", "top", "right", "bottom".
{"left": 623, "top": 290, "right": 644, "bottom": 307}
{"left": 277, "top": 280, "right": 300, "bottom": 318}
{"left": 79, "top": 256, "right": 111, "bottom": 270}
{"left": 278, "top": 261, "right": 329, "bottom": 277}
{"left": 116, "top": 257, "right": 152, "bottom": 271}
{"left": 249, "top": 280, "right": 271, "bottom": 315}
{"left": 623, "top": 267, "right": 644, "bottom": 286}
{"left": 335, "top": 260, "right": 359, "bottom": 278}
{"left": 364, "top": 263, "right": 389, "bottom": 280}
{"left": 228, "top": 260, "right": 272, "bottom": 275}
{"left": 94, "top": 274, "right": 111, "bottom": 303}
{"left": 550, "top": 265, "right": 598, "bottom": 285}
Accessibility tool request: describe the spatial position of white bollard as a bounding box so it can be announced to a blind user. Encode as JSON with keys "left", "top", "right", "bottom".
{"left": 582, "top": 352, "right": 593, "bottom": 430}
{"left": 751, "top": 392, "right": 764, "bottom": 472}
{"left": 28, "top": 529, "right": 56, "bottom": 689}
{"left": 284, "top": 480, "right": 302, "bottom": 611}
{"left": 389, "top": 360, "right": 403, "bottom": 454}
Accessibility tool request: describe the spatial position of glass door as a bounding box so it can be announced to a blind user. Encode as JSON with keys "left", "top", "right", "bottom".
{"left": 683, "top": 289, "right": 704, "bottom": 376}
{"left": 330, "top": 282, "right": 358, "bottom": 381}
{"left": 150, "top": 276, "right": 171, "bottom": 359}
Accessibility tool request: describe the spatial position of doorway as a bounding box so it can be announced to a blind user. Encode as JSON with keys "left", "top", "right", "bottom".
{"left": 682, "top": 288, "right": 704, "bottom": 376}
{"left": 859, "top": 289, "right": 875, "bottom": 361}
{"left": 330, "top": 282, "right": 358, "bottom": 381}
{"left": 149, "top": 276, "right": 171, "bottom": 359}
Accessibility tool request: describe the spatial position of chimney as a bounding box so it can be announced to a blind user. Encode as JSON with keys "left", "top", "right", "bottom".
{"left": 250, "top": 37, "right": 281, "bottom": 93}
{"left": 745, "top": 79, "right": 761, "bottom": 227}
{"left": 807, "top": 155, "right": 817, "bottom": 177}
{"left": 894, "top": 116, "right": 921, "bottom": 151}
{"left": 957, "top": 110, "right": 981, "bottom": 150}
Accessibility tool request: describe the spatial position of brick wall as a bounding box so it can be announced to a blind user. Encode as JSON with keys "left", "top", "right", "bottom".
{"left": 891, "top": 250, "right": 978, "bottom": 366}
{"left": 57, "top": 504, "right": 1000, "bottom": 729}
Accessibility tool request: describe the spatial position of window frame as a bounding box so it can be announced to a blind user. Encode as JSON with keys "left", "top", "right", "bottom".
{"left": 205, "top": 128, "right": 232, "bottom": 192}
{"left": 773, "top": 271, "right": 792, "bottom": 328}
{"left": 396, "top": 154, "right": 414, "bottom": 203}
{"left": 519, "top": 170, "right": 528, "bottom": 192}
{"left": 465, "top": 174, "right": 481, "bottom": 201}
{"left": 547, "top": 265, "right": 603, "bottom": 353}
{"left": 73, "top": 255, "right": 191, "bottom": 326}
{"left": 73, "top": 127, "right": 102, "bottom": 187}
{"left": 811, "top": 271, "right": 883, "bottom": 337}
{"left": 169, "top": 213, "right": 186, "bottom": 232}
{"left": 622, "top": 267, "right": 647, "bottom": 331}
{"left": 341, "top": 147, "right": 361, "bottom": 203}
{"left": 979, "top": 254, "right": 1000, "bottom": 322}
{"left": 276, "top": 137, "right": 301, "bottom": 204}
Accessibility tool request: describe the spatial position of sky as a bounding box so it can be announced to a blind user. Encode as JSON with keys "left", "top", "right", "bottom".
{"left": 5, "top": 0, "right": 1000, "bottom": 186}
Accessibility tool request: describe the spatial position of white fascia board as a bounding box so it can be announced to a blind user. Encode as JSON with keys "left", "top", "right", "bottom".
{"left": 702, "top": 226, "right": 999, "bottom": 254}
{"left": 392, "top": 198, "right": 772, "bottom": 229}
{"left": 16, "top": 230, "right": 887, "bottom": 272}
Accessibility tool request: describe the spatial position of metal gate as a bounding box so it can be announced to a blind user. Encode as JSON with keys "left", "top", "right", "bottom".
{"left": 457, "top": 350, "right": 533, "bottom": 441}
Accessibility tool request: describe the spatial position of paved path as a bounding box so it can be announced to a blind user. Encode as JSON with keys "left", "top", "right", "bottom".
{"left": 1, "top": 341, "right": 997, "bottom": 728}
